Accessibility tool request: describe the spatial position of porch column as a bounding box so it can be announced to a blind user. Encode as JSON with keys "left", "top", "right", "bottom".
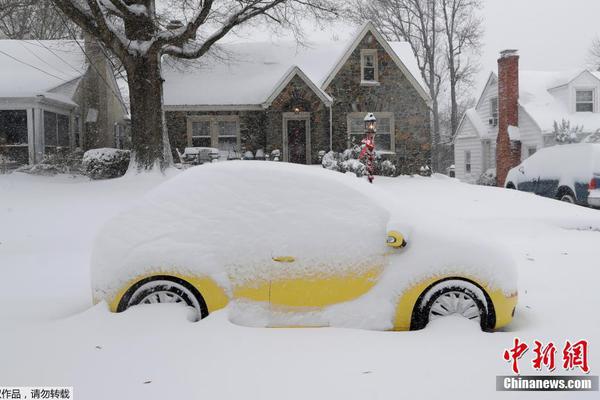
{"left": 26, "top": 109, "right": 35, "bottom": 164}
{"left": 33, "top": 107, "right": 44, "bottom": 163}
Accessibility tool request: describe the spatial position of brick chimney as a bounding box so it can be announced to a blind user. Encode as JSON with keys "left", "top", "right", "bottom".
{"left": 496, "top": 49, "right": 522, "bottom": 187}
{"left": 82, "top": 34, "right": 110, "bottom": 149}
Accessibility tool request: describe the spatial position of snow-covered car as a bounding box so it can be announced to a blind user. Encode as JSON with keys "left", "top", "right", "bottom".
{"left": 505, "top": 143, "right": 600, "bottom": 207}
{"left": 92, "top": 162, "right": 518, "bottom": 331}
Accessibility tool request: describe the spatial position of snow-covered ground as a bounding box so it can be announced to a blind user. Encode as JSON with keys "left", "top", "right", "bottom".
{"left": 1, "top": 169, "right": 599, "bottom": 399}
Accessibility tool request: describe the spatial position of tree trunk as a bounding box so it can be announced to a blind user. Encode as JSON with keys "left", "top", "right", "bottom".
{"left": 449, "top": 62, "right": 458, "bottom": 140}
{"left": 126, "top": 53, "right": 170, "bottom": 170}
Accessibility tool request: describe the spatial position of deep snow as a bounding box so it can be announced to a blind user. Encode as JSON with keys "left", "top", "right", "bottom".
{"left": 1, "top": 169, "right": 599, "bottom": 399}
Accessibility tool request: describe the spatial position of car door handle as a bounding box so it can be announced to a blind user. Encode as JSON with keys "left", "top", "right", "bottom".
{"left": 272, "top": 256, "right": 296, "bottom": 263}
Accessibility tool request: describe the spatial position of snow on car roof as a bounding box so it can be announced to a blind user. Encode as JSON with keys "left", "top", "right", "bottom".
{"left": 0, "top": 40, "right": 87, "bottom": 98}
{"left": 162, "top": 38, "right": 425, "bottom": 106}
{"left": 91, "top": 162, "right": 393, "bottom": 301}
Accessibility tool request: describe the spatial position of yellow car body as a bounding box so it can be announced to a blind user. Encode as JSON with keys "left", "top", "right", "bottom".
{"left": 104, "top": 242, "right": 517, "bottom": 331}
{"left": 93, "top": 162, "right": 518, "bottom": 331}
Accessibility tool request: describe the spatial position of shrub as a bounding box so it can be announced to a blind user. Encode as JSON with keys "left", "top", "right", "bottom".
{"left": 477, "top": 168, "right": 497, "bottom": 186}
{"left": 83, "top": 148, "right": 130, "bottom": 180}
{"left": 16, "top": 148, "right": 84, "bottom": 176}
{"left": 322, "top": 147, "right": 398, "bottom": 178}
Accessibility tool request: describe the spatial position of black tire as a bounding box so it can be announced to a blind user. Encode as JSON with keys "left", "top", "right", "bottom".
{"left": 556, "top": 186, "right": 576, "bottom": 204}
{"left": 411, "top": 278, "right": 495, "bottom": 332}
{"left": 506, "top": 182, "right": 516, "bottom": 189}
{"left": 117, "top": 275, "right": 209, "bottom": 320}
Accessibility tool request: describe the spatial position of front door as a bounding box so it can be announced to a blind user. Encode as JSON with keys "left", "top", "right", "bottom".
{"left": 287, "top": 119, "right": 307, "bottom": 164}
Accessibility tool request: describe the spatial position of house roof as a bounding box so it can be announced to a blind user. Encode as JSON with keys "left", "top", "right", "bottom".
{"left": 0, "top": 40, "right": 87, "bottom": 103}
{"left": 162, "top": 23, "right": 428, "bottom": 107}
{"left": 519, "top": 69, "right": 600, "bottom": 133}
{"left": 460, "top": 68, "right": 600, "bottom": 140}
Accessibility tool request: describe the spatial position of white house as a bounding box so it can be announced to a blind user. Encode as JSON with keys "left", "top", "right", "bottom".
{"left": 454, "top": 54, "right": 600, "bottom": 183}
{"left": 0, "top": 39, "right": 129, "bottom": 165}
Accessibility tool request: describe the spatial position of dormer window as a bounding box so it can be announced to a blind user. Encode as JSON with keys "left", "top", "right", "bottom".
{"left": 576, "top": 90, "right": 594, "bottom": 112}
{"left": 490, "top": 97, "right": 498, "bottom": 126}
{"left": 360, "top": 49, "right": 378, "bottom": 83}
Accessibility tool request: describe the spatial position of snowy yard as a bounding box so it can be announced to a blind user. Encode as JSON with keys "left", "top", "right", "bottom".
{"left": 1, "top": 168, "right": 599, "bottom": 399}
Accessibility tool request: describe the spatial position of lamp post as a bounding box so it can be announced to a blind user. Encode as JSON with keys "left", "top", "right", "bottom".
{"left": 359, "top": 113, "right": 377, "bottom": 183}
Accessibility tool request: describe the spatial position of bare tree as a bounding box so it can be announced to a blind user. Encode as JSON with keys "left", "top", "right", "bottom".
{"left": 440, "top": 0, "right": 482, "bottom": 140}
{"left": 589, "top": 37, "right": 600, "bottom": 70}
{"left": 50, "top": 0, "right": 339, "bottom": 170}
{"left": 0, "top": 0, "right": 77, "bottom": 39}
{"left": 348, "top": 0, "right": 444, "bottom": 171}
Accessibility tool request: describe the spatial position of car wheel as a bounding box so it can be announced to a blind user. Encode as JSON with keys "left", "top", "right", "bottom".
{"left": 411, "top": 278, "right": 494, "bottom": 331}
{"left": 560, "top": 194, "right": 575, "bottom": 203}
{"left": 117, "top": 275, "right": 208, "bottom": 321}
{"left": 557, "top": 187, "right": 576, "bottom": 204}
{"left": 506, "top": 182, "right": 516, "bottom": 189}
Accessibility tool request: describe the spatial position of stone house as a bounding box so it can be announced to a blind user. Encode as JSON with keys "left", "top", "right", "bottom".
{"left": 163, "top": 22, "right": 432, "bottom": 173}
{"left": 0, "top": 38, "right": 129, "bottom": 165}
{"left": 453, "top": 50, "right": 600, "bottom": 184}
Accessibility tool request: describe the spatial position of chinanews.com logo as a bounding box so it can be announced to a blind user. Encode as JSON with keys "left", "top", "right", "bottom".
{"left": 497, "top": 337, "right": 599, "bottom": 391}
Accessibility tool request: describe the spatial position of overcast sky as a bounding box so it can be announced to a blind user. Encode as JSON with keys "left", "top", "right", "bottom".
{"left": 236, "top": 0, "right": 600, "bottom": 95}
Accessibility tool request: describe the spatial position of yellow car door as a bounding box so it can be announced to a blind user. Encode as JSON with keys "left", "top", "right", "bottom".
{"left": 269, "top": 251, "right": 387, "bottom": 311}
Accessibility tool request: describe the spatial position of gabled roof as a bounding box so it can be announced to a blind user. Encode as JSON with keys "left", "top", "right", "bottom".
{"left": 262, "top": 66, "right": 333, "bottom": 108}
{"left": 162, "top": 22, "right": 428, "bottom": 107}
{"left": 460, "top": 67, "right": 600, "bottom": 140}
{"left": 0, "top": 40, "right": 87, "bottom": 101}
{"left": 321, "top": 21, "right": 430, "bottom": 104}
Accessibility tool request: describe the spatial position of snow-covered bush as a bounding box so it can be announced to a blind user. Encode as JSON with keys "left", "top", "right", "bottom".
{"left": 322, "top": 146, "right": 398, "bottom": 178}
{"left": 83, "top": 148, "right": 130, "bottom": 180}
{"left": 340, "top": 158, "right": 367, "bottom": 177}
{"left": 16, "top": 148, "right": 84, "bottom": 176}
{"left": 321, "top": 150, "right": 340, "bottom": 171}
{"left": 477, "top": 168, "right": 497, "bottom": 186}
{"left": 378, "top": 159, "right": 397, "bottom": 177}
{"left": 583, "top": 129, "right": 600, "bottom": 143}
{"left": 418, "top": 165, "right": 432, "bottom": 177}
{"left": 554, "top": 119, "right": 583, "bottom": 144}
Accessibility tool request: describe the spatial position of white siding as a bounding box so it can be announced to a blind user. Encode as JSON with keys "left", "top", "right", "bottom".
{"left": 454, "top": 118, "right": 482, "bottom": 183}
{"left": 476, "top": 75, "right": 499, "bottom": 138}
{"left": 518, "top": 107, "right": 543, "bottom": 161}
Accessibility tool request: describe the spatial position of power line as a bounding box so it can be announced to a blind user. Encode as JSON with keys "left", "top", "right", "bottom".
{"left": 18, "top": 40, "right": 77, "bottom": 78}
{"left": 34, "top": 39, "right": 84, "bottom": 75}
{"left": 51, "top": 5, "right": 129, "bottom": 112}
{"left": 0, "top": 48, "right": 68, "bottom": 82}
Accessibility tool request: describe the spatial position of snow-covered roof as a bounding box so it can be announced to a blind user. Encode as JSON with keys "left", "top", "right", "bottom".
{"left": 162, "top": 23, "right": 428, "bottom": 107}
{"left": 460, "top": 68, "right": 600, "bottom": 141}
{"left": 519, "top": 70, "right": 600, "bottom": 133}
{"left": 0, "top": 40, "right": 87, "bottom": 103}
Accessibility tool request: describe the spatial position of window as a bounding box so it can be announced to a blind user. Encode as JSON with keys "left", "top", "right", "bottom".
{"left": 576, "top": 90, "right": 594, "bottom": 112}
{"left": 465, "top": 150, "right": 471, "bottom": 174}
{"left": 527, "top": 146, "right": 537, "bottom": 157}
{"left": 360, "top": 49, "right": 378, "bottom": 83}
{"left": 0, "top": 110, "right": 27, "bottom": 145}
{"left": 217, "top": 120, "right": 238, "bottom": 153}
{"left": 347, "top": 113, "right": 393, "bottom": 152}
{"left": 191, "top": 120, "right": 211, "bottom": 147}
{"left": 490, "top": 97, "right": 498, "bottom": 126}
{"left": 43, "top": 111, "right": 70, "bottom": 147}
{"left": 187, "top": 116, "right": 240, "bottom": 158}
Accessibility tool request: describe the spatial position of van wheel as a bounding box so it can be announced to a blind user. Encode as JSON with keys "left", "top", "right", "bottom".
{"left": 557, "top": 187, "right": 576, "bottom": 204}
{"left": 506, "top": 182, "right": 516, "bottom": 189}
{"left": 117, "top": 275, "right": 208, "bottom": 321}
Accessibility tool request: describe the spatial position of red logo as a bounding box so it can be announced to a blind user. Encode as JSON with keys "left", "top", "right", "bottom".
{"left": 503, "top": 338, "right": 590, "bottom": 374}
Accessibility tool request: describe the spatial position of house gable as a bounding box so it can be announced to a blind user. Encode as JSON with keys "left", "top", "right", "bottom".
{"left": 262, "top": 66, "right": 332, "bottom": 109}
{"left": 321, "top": 21, "right": 430, "bottom": 104}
